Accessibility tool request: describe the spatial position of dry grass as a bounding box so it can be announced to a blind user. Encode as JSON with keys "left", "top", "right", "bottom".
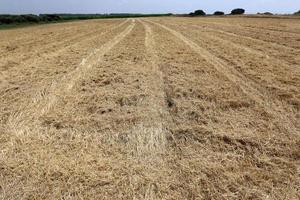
{"left": 0, "top": 16, "right": 299, "bottom": 199}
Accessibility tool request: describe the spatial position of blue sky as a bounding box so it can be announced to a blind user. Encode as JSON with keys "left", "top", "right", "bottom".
{"left": 0, "top": 0, "right": 299, "bottom": 14}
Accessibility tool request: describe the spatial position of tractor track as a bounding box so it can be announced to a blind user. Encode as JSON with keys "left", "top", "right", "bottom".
{"left": 190, "top": 24, "right": 300, "bottom": 66}
{"left": 194, "top": 20, "right": 300, "bottom": 49}
{"left": 147, "top": 20, "right": 299, "bottom": 136}
{"left": 7, "top": 20, "right": 136, "bottom": 133}
{"left": 0, "top": 20, "right": 129, "bottom": 69}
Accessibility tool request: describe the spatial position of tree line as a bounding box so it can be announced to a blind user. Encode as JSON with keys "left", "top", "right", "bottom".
{"left": 189, "top": 8, "right": 300, "bottom": 16}
{"left": 189, "top": 8, "right": 245, "bottom": 16}
{"left": 0, "top": 13, "right": 172, "bottom": 25}
{"left": 1, "top": 10, "right": 299, "bottom": 26}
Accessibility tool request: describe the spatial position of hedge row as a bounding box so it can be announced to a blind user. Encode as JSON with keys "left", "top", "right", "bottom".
{"left": 0, "top": 14, "right": 63, "bottom": 24}
{"left": 0, "top": 13, "right": 173, "bottom": 25}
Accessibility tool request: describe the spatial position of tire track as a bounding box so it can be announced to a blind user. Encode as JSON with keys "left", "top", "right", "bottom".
{"left": 121, "top": 19, "right": 169, "bottom": 199}
{"left": 129, "top": 19, "right": 168, "bottom": 157}
{"left": 201, "top": 20, "right": 300, "bottom": 39}
{"left": 164, "top": 22, "right": 300, "bottom": 104}
{"left": 0, "top": 20, "right": 129, "bottom": 69}
{"left": 0, "top": 20, "right": 109, "bottom": 51}
{"left": 40, "top": 20, "right": 135, "bottom": 115}
{"left": 190, "top": 25, "right": 300, "bottom": 67}
{"left": 0, "top": 19, "right": 130, "bottom": 109}
{"left": 192, "top": 24, "right": 300, "bottom": 53}
{"left": 8, "top": 20, "right": 136, "bottom": 133}
{"left": 4, "top": 20, "right": 127, "bottom": 53}
{"left": 223, "top": 20, "right": 300, "bottom": 35}
{"left": 242, "top": 24, "right": 300, "bottom": 35}
{"left": 147, "top": 20, "right": 298, "bottom": 136}
{"left": 163, "top": 21, "right": 299, "bottom": 67}
{"left": 189, "top": 21, "right": 299, "bottom": 50}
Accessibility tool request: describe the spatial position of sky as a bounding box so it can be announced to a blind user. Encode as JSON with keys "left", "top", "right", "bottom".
{"left": 0, "top": 0, "right": 299, "bottom": 15}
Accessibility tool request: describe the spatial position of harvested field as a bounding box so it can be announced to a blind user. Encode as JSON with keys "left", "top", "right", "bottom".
{"left": 0, "top": 16, "right": 299, "bottom": 199}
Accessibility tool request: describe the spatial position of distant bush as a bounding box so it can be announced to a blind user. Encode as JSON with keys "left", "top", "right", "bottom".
{"left": 0, "top": 14, "right": 43, "bottom": 24}
{"left": 214, "top": 11, "right": 224, "bottom": 15}
{"left": 0, "top": 15, "right": 21, "bottom": 24}
{"left": 194, "top": 10, "right": 206, "bottom": 16}
{"left": 40, "top": 14, "right": 61, "bottom": 21}
{"left": 258, "top": 12, "right": 273, "bottom": 15}
{"left": 21, "top": 14, "right": 40, "bottom": 22}
{"left": 0, "top": 13, "right": 173, "bottom": 27}
{"left": 263, "top": 12, "right": 273, "bottom": 15}
{"left": 189, "top": 10, "right": 206, "bottom": 16}
{"left": 231, "top": 8, "right": 245, "bottom": 15}
{"left": 0, "top": 16, "right": 14, "bottom": 24}
{"left": 294, "top": 10, "right": 300, "bottom": 15}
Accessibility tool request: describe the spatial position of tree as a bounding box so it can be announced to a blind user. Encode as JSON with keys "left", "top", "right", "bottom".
{"left": 0, "top": 15, "right": 26, "bottom": 24}
{"left": 214, "top": 11, "right": 225, "bottom": 15}
{"left": 263, "top": 12, "right": 273, "bottom": 15}
{"left": 40, "top": 14, "right": 61, "bottom": 21}
{"left": 21, "top": 14, "right": 40, "bottom": 23}
{"left": 189, "top": 12, "right": 195, "bottom": 16}
{"left": 0, "top": 16, "right": 14, "bottom": 24}
{"left": 231, "top": 8, "right": 245, "bottom": 15}
{"left": 194, "top": 10, "right": 206, "bottom": 16}
{"left": 294, "top": 10, "right": 300, "bottom": 15}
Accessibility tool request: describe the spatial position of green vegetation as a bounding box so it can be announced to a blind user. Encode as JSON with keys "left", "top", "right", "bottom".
{"left": 257, "top": 12, "right": 273, "bottom": 15}
{"left": 213, "top": 11, "right": 225, "bottom": 15}
{"left": 0, "top": 13, "right": 172, "bottom": 29}
{"left": 294, "top": 10, "right": 300, "bottom": 15}
{"left": 231, "top": 8, "right": 245, "bottom": 15}
{"left": 189, "top": 10, "right": 206, "bottom": 16}
{"left": 263, "top": 12, "right": 273, "bottom": 15}
{"left": 56, "top": 13, "right": 172, "bottom": 20}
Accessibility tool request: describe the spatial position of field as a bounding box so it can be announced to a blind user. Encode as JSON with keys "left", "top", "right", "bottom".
{"left": 0, "top": 16, "right": 299, "bottom": 199}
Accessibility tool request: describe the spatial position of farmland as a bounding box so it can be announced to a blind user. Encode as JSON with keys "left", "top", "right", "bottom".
{"left": 0, "top": 16, "right": 299, "bottom": 199}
